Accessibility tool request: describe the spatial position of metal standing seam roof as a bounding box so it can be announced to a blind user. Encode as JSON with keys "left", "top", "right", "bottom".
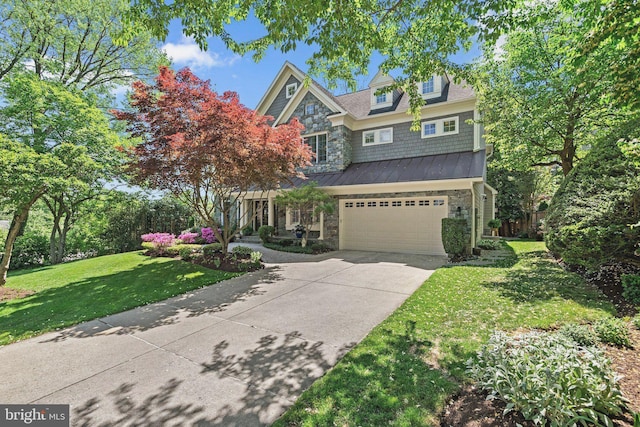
{"left": 283, "top": 150, "right": 486, "bottom": 189}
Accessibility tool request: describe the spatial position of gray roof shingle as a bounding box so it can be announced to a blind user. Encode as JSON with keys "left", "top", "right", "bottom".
{"left": 284, "top": 150, "right": 485, "bottom": 188}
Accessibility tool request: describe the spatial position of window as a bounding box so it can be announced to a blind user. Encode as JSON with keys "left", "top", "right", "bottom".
{"left": 291, "top": 209, "right": 300, "bottom": 224}
{"left": 405, "top": 200, "right": 415, "bottom": 207}
{"left": 285, "top": 83, "right": 297, "bottom": 99}
{"left": 305, "top": 104, "right": 316, "bottom": 115}
{"left": 418, "top": 76, "right": 442, "bottom": 99}
{"left": 419, "top": 200, "right": 430, "bottom": 206}
{"left": 392, "top": 201, "right": 402, "bottom": 207}
{"left": 304, "top": 133, "right": 328, "bottom": 163}
{"left": 443, "top": 119, "right": 457, "bottom": 133}
{"left": 421, "top": 116, "right": 459, "bottom": 139}
{"left": 356, "top": 202, "right": 365, "bottom": 207}
{"left": 367, "top": 201, "right": 377, "bottom": 207}
{"left": 422, "top": 123, "right": 436, "bottom": 136}
{"left": 380, "top": 201, "right": 389, "bottom": 207}
{"left": 422, "top": 77, "right": 434, "bottom": 94}
{"left": 345, "top": 202, "right": 354, "bottom": 208}
{"left": 362, "top": 127, "right": 394, "bottom": 146}
{"left": 434, "top": 199, "right": 445, "bottom": 206}
{"left": 376, "top": 93, "right": 387, "bottom": 104}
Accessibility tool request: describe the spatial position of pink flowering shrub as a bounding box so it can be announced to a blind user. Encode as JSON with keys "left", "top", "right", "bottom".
{"left": 200, "top": 227, "right": 217, "bottom": 244}
{"left": 177, "top": 232, "right": 199, "bottom": 244}
{"left": 141, "top": 233, "right": 175, "bottom": 248}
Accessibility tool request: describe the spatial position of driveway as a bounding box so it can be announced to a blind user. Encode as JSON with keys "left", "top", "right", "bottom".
{"left": 0, "top": 249, "right": 445, "bottom": 426}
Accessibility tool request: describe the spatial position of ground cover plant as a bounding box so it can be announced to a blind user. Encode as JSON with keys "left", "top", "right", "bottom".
{"left": 274, "top": 241, "right": 618, "bottom": 426}
{"left": 263, "top": 240, "right": 332, "bottom": 254}
{"left": 0, "top": 252, "right": 239, "bottom": 345}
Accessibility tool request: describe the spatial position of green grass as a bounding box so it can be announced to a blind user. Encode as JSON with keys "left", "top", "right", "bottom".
{"left": 1, "top": 252, "right": 240, "bottom": 345}
{"left": 275, "top": 241, "right": 615, "bottom": 426}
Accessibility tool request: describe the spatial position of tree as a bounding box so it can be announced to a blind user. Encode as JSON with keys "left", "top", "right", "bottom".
{"left": 0, "top": 137, "right": 95, "bottom": 284}
{"left": 0, "top": 0, "right": 165, "bottom": 91}
{"left": 0, "top": 75, "right": 121, "bottom": 284}
{"left": 120, "top": 0, "right": 510, "bottom": 123}
{"left": 112, "top": 66, "right": 312, "bottom": 253}
{"left": 476, "top": 3, "right": 631, "bottom": 176}
{"left": 0, "top": 0, "right": 165, "bottom": 263}
{"left": 274, "top": 182, "right": 335, "bottom": 247}
{"left": 545, "top": 120, "right": 640, "bottom": 269}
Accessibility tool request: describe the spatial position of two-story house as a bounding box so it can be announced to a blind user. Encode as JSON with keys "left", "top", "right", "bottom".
{"left": 238, "top": 61, "right": 496, "bottom": 255}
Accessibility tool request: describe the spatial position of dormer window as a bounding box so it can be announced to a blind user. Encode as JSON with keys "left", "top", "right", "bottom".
{"left": 421, "top": 77, "right": 434, "bottom": 94}
{"left": 376, "top": 93, "right": 388, "bottom": 104}
{"left": 418, "top": 75, "right": 443, "bottom": 100}
{"left": 286, "top": 83, "right": 297, "bottom": 99}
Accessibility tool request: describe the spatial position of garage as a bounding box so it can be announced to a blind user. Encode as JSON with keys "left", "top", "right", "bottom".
{"left": 339, "top": 197, "right": 448, "bottom": 255}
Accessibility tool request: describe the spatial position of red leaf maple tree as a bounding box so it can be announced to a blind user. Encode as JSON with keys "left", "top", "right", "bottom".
{"left": 112, "top": 66, "right": 311, "bottom": 252}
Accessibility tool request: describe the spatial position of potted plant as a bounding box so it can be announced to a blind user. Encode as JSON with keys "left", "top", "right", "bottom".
{"left": 294, "top": 224, "right": 305, "bottom": 239}
{"left": 487, "top": 219, "right": 502, "bottom": 237}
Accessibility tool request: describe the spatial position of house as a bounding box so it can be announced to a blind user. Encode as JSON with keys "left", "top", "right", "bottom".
{"left": 239, "top": 62, "right": 496, "bottom": 255}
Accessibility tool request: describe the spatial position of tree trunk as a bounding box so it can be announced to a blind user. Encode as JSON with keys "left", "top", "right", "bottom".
{"left": 0, "top": 193, "right": 43, "bottom": 285}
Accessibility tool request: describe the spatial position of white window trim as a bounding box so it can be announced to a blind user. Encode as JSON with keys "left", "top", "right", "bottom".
{"left": 303, "top": 132, "right": 328, "bottom": 164}
{"left": 370, "top": 89, "right": 393, "bottom": 108}
{"left": 417, "top": 75, "right": 443, "bottom": 100}
{"left": 362, "top": 127, "right": 394, "bottom": 146}
{"left": 285, "top": 83, "right": 297, "bottom": 99}
{"left": 421, "top": 116, "right": 459, "bottom": 139}
{"left": 285, "top": 207, "right": 321, "bottom": 231}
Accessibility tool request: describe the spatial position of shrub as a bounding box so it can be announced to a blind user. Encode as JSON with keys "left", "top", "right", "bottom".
{"left": 622, "top": 274, "right": 640, "bottom": 305}
{"left": 545, "top": 135, "right": 640, "bottom": 269}
{"left": 633, "top": 315, "right": 640, "bottom": 330}
{"left": 279, "top": 239, "right": 294, "bottom": 247}
{"left": 558, "top": 323, "right": 598, "bottom": 347}
{"left": 202, "top": 243, "right": 223, "bottom": 257}
{"left": 231, "top": 245, "right": 254, "bottom": 256}
{"left": 487, "top": 219, "right": 502, "bottom": 229}
{"left": 9, "top": 231, "right": 49, "bottom": 269}
{"left": 441, "top": 218, "right": 468, "bottom": 258}
{"left": 258, "top": 225, "right": 275, "bottom": 243}
{"left": 177, "top": 232, "right": 199, "bottom": 244}
{"left": 141, "top": 242, "right": 155, "bottom": 251}
{"left": 200, "top": 227, "right": 217, "bottom": 244}
{"left": 593, "top": 317, "right": 633, "bottom": 348}
{"left": 311, "top": 242, "right": 333, "bottom": 253}
{"left": 241, "top": 225, "right": 254, "bottom": 236}
{"left": 476, "top": 239, "right": 501, "bottom": 250}
{"left": 140, "top": 232, "right": 175, "bottom": 248}
{"left": 468, "top": 331, "right": 627, "bottom": 426}
{"left": 263, "top": 242, "right": 314, "bottom": 254}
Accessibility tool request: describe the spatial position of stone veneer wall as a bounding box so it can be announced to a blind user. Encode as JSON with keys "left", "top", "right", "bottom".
{"left": 321, "top": 189, "right": 473, "bottom": 249}
{"left": 293, "top": 92, "right": 351, "bottom": 173}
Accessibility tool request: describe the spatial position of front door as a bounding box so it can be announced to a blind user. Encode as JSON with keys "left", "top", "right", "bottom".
{"left": 253, "top": 200, "right": 269, "bottom": 230}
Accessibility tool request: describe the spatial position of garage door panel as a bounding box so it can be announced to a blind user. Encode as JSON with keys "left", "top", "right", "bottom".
{"left": 340, "top": 197, "right": 447, "bottom": 255}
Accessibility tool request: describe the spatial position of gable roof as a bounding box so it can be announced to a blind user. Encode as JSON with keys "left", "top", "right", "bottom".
{"left": 256, "top": 61, "right": 347, "bottom": 124}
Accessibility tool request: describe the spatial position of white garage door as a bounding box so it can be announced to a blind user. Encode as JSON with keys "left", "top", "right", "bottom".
{"left": 339, "top": 197, "right": 448, "bottom": 255}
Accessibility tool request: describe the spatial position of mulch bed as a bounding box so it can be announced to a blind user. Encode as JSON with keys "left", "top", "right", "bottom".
{"left": 0, "top": 287, "right": 34, "bottom": 301}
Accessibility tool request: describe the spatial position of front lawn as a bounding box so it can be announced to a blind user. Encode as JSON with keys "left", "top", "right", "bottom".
{"left": 0, "top": 252, "right": 240, "bottom": 345}
{"left": 275, "top": 241, "right": 615, "bottom": 426}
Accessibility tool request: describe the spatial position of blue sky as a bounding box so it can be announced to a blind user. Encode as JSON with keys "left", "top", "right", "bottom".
{"left": 160, "top": 19, "right": 482, "bottom": 110}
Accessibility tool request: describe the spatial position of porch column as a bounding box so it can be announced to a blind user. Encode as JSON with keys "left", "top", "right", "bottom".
{"left": 319, "top": 212, "right": 324, "bottom": 240}
{"left": 268, "top": 197, "right": 275, "bottom": 227}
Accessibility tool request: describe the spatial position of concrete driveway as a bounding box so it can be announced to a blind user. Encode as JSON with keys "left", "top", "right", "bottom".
{"left": 0, "top": 249, "right": 445, "bottom": 426}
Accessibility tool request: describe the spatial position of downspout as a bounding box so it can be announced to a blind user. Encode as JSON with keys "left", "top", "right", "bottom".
{"left": 470, "top": 182, "right": 476, "bottom": 250}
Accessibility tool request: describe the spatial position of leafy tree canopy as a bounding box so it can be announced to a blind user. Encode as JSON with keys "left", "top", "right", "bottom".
{"left": 113, "top": 66, "right": 312, "bottom": 252}
{"left": 0, "top": 0, "right": 166, "bottom": 94}
{"left": 476, "top": 2, "right": 634, "bottom": 176}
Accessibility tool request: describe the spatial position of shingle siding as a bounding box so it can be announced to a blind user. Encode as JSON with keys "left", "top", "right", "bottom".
{"left": 351, "top": 111, "right": 475, "bottom": 163}
{"left": 265, "top": 75, "right": 301, "bottom": 120}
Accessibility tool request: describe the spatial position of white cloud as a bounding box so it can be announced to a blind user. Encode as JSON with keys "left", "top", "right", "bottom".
{"left": 162, "top": 36, "right": 240, "bottom": 69}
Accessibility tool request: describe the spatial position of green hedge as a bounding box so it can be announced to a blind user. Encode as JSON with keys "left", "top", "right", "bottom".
{"left": 441, "top": 218, "right": 468, "bottom": 258}
{"left": 545, "top": 133, "right": 640, "bottom": 269}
